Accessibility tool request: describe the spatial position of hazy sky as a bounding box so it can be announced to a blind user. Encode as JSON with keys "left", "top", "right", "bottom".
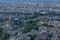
{"left": 0, "top": 0, "right": 59, "bottom": 3}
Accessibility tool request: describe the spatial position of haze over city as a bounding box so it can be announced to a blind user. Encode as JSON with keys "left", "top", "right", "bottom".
{"left": 0, "top": 0, "right": 60, "bottom": 40}
{"left": 0, "top": 0, "right": 60, "bottom": 3}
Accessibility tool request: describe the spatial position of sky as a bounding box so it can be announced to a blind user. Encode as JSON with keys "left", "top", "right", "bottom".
{"left": 0, "top": 0, "right": 60, "bottom": 3}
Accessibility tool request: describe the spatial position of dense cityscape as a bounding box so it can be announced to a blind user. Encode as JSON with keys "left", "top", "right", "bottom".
{"left": 0, "top": 2, "right": 60, "bottom": 40}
